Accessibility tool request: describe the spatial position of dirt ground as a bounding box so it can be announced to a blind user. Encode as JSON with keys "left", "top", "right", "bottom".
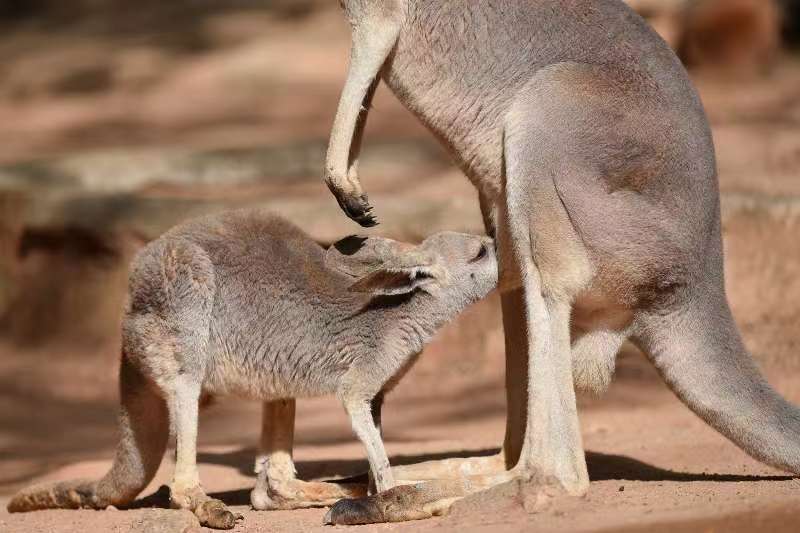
{"left": 2, "top": 348, "right": 800, "bottom": 533}
{"left": 1, "top": 3, "right": 800, "bottom": 533}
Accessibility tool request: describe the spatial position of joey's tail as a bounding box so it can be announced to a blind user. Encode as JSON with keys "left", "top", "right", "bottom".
{"left": 8, "top": 355, "right": 168, "bottom": 512}
{"left": 634, "top": 289, "right": 800, "bottom": 475}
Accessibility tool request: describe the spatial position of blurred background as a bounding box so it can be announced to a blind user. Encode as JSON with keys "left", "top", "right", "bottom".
{"left": 1, "top": 1, "right": 799, "bottom": 532}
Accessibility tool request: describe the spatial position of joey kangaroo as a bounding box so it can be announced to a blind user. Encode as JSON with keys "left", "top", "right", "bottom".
{"left": 323, "top": 0, "right": 800, "bottom": 525}
{"left": 7, "top": 209, "right": 497, "bottom": 529}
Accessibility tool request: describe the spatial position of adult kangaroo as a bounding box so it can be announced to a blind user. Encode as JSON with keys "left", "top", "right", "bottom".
{"left": 322, "top": 0, "right": 800, "bottom": 524}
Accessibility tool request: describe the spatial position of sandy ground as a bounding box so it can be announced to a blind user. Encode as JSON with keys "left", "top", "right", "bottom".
{"left": 2, "top": 350, "right": 800, "bottom": 533}
{"left": 2, "top": 4, "right": 800, "bottom": 533}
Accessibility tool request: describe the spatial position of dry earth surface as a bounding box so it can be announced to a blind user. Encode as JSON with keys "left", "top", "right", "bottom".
{"left": 1, "top": 4, "right": 800, "bottom": 533}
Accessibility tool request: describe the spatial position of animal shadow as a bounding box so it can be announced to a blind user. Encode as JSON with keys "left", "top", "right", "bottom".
{"left": 121, "top": 447, "right": 792, "bottom": 507}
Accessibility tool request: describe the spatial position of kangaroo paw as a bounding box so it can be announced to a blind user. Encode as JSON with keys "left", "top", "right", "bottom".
{"left": 323, "top": 485, "right": 440, "bottom": 525}
{"left": 329, "top": 186, "right": 378, "bottom": 227}
{"left": 195, "top": 499, "right": 242, "bottom": 530}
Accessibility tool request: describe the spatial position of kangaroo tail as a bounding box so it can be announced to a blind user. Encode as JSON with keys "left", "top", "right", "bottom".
{"left": 634, "top": 288, "right": 800, "bottom": 475}
{"left": 8, "top": 354, "right": 168, "bottom": 512}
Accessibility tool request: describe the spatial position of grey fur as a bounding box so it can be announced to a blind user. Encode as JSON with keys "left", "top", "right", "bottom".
{"left": 7, "top": 209, "right": 497, "bottom": 529}
{"left": 323, "top": 0, "right": 800, "bottom": 523}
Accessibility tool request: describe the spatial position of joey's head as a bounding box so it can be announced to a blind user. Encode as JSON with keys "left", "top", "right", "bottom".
{"left": 326, "top": 232, "right": 497, "bottom": 315}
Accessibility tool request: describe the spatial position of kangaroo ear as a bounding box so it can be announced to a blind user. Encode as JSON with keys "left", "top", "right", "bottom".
{"left": 326, "top": 235, "right": 407, "bottom": 278}
{"left": 348, "top": 265, "right": 441, "bottom": 296}
{"left": 327, "top": 235, "right": 444, "bottom": 295}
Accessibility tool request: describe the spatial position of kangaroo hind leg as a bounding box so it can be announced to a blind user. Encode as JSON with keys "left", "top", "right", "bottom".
{"left": 7, "top": 355, "right": 169, "bottom": 512}
{"left": 324, "top": 67, "right": 602, "bottom": 525}
{"left": 147, "top": 240, "right": 240, "bottom": 530}
{"left": 165, "top": 353, "right": 241, "bottom": 529}
{"left": 251, "top": 399, "right": 364, "bottom": 511}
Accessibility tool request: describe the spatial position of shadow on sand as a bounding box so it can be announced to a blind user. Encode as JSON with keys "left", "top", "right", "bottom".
{"left": 123, "top": 447, "right": 794, "bottom": 508}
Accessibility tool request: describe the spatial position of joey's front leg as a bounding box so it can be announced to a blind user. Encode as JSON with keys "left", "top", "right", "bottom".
{"left": 342, "top": 396, "right": 395, "bottom": 492}
{"left": 325, "top": 7, "right": 403, "bottom": 227}
{"left": 371, "top": 391, "right": 384, "bottom": 436}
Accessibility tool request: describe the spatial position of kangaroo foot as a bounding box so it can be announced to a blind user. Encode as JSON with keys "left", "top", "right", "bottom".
{"left": 251, "top": 469, "right": 366, "bottom": 511}
{"left": 323, "top": 472, "right": 516, "bottom": 526}
{"left": 391, "top": 453, "right": 505, "bottom": 482}
{"left": 171, "top": 485, "right": 241, "bottom": 530}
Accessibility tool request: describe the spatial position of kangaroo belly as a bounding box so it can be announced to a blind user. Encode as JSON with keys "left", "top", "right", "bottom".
{"left": 572, "top": 289, "right": 635, "bottom": 334}
{"left": 202, "top": 347, "right": 340, "bottom": 401}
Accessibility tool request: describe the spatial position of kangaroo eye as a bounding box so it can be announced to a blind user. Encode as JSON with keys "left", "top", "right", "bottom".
{"left": 471, "top": 244, "right": 488, "bottom": 262}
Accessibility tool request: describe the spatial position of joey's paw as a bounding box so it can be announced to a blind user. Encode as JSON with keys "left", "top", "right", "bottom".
{"left": 324, "top": 496, "right": 385, "bottom": 526}
{"left": 195, "top": 499, "right": 242, "bottom": 530}
{"left": 328, "top": 185, "right": 378, "bottom": 227}
{"left": 323, "top": 486, "right": 433, "bottom": 525}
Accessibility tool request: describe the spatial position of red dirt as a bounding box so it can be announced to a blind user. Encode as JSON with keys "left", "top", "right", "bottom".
{"left": 2, "top": 340, "right": 800, "bottom": 533}
{"left": 1, "top": 4, "right": 800, "bottom": 532}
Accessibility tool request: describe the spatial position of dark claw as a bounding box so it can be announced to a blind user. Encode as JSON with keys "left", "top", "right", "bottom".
{"left": 329, "top": 187, "right": 379, "bottom": 228}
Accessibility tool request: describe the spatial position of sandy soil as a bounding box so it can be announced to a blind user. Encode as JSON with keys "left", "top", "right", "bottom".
{"left": 1, "top": 4, "right": 800, "bottom": 533}
{"left": 2, "top": 349, "right": 800, "bottom": 533}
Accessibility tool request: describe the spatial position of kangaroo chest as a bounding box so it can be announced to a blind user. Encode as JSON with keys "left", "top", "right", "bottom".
{"left": 381, "top": 1, "right": 664, "bottom": 200}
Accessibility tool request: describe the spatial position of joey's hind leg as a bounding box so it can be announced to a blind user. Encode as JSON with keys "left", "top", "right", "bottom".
{"left": 150, "top": 240, "right": 238, "bottom": 529}
{"left": 251, "top": 399, "right": 296, "bottom": 510}
{"left": 168, "top": 378, "right": 240, "bottom": 529}
{"left": 251, "top": 399, "right": 364, "bottom": 511}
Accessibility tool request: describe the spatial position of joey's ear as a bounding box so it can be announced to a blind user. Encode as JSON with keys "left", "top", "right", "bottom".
{"left": 348, "top": 266, "right": 441, "bottom": 296}
{"left": 327, "top": 234, "right": 444, "bottom": 294}
{"left": 326, "top": 235, "right": 405, "bottom": 278}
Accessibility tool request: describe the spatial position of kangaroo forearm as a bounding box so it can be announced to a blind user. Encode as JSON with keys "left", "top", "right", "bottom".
{"left": 325, "top": 27, "right": 398, "bottom": 183}
{"left": 347, "top": 77, "right": 380, "bottom": 178}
